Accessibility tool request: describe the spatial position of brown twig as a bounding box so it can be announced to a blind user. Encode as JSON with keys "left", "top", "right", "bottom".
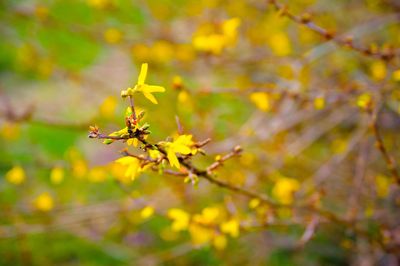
{"left": 368, "top": 108, "right": 400, "bottom": 185}
{"left": 267, "top": 0, "right": 397, "bottom": 61}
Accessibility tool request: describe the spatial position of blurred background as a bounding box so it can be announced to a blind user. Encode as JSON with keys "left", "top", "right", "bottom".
{"left": 1, "top": 0, "right": 400, "bottom": 265}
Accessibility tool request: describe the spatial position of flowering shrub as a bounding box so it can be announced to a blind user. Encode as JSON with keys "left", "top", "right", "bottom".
{"left": 1, "top": 0, "right": 400, "bottom": 265}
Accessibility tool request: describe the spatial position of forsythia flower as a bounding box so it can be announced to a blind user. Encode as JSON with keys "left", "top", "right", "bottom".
{"left": 99, "top": 96, "right": 117, "bottom": 118}
{"left": 193, "top": 207, "right": 220, "bottom": 225}
{"left": 268, "top": 32, "right": 292, "bottom": 56}
{"left": 193, "top": 18, "right": 241, "bottom": 55}
{"left": 370, "top": 61, "right": 387, "bottom": 81}
{"left": 357, "top": 93, "right": 372, "bottom": 109}
{"left": 249, "top": 92, "right": 270, "bottom": 112}
{"left": 6, "top": 166, "right": 26, "bottom": 185}
{"left": 50, "top": 167, "right": 64, "bottom": 185}
{"left": 272, "top": 177, "right": 300, "bottom": 204}
{"left": 121, "top": 63, "right": 165, "bottom": 104}
{"left": 189, "top": 224, "right": 214, "bottom": 245}
{"left": 220, "top": 218, "right": 240, "bottom": 238}
{"left": 33, "top": 192, "right": 54, "bottom": 212}
{"left": 140, "top": 206, "right": 155, "bottom": 219}
{"left": 167, "top": 208, "right": 190, "bottom": 232}
{"left": 115, "top": 156, "right": 141, "bottom": 180}
{"left": 163, "top": 135, "right": 195, "bottom": 169}
{"left": 314, "top": 96, "right": 325, "bottom": 110}
{"left": 213, "top": 234, "right": 228, "bottom": 250}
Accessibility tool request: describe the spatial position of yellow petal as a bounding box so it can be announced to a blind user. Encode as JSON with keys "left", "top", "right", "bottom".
{"left": 115, "top": 156, "right": 137, "bottom": 165}
{"left": 143, "top": 91, "right": 158, "bottom": 104}
{"left": 167, "top": 208, "right": 190, "bottom": 231}
{"left": 220, "top": 219, "right": 240, "bottom": 238}
{"left": 50, "top": 167, "right": 64, "bottom": 185}
{"left": 167, "top": 149, "right": 180, "bottom": 168}
{"left": 144, "top": 85, "right": 165, "bottom": 93}
{"left": 137, "top": 63, "right": 148, "bottom": 85}
{"left": 6, "top": 166, "right": 26, "bottom": 185}
{"left": 174, "top": 144, "right": 192, "bottom": 155}
{"left": 140, "top": 206, "right": 155, "bottom": 219}
{"left": 33, "top": 192, "right": 54, "bottom": 212}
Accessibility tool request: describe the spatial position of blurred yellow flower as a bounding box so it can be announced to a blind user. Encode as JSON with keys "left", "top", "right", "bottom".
{"left": 370, "top": 61, "right": 387, "bottom": 81}
{"left": 110, "top": 162, "right": 131, "bottom": 184}
{"left": 213, "top": 234, "right": 227, "bottom": 250}
{"left": 193, "top": 18, "right": 241, "bottom": 55}
{"left": 104, "top": 28, "right": 122, "bottom": 44}
{"left": 87, "top": 0, "right": 109, "bottom": 9}
{"left": 5, "top": 166, "right": 26, "bottom": 185}
{"left": 393, "top": 69, "right": 400, "bottom": 81}
{"left": 189, "top": 224, "right": 214, "bottom": 245}
{"left": 314, "top": 96, "right": 325, "bottom": 110}
{"left": 193, "top": 207, "right": 220, "bottom": 225}
{"left": 34, "top": 193, "right": 54, "bottom": 212}
{"left": 99, "top": 96, "right": 117, "bottom": 118}
{"left": 375, "top": 175, "right": 391, "bottom": 198}
{"left": 72, "top": 159, "right": 87, "bottom": 178}
{"left": 220, "top": 218, "right": 240, "bottom": 238}
{"left": 193, "top": 34, "right": 226, "bottom": 55}
{"left": 357, "top": 93, "right": 372, "bottom": 109}
{"left": 121, "top": 63, "right": 165, "bottom": 104}
{"left": 249, "top": 198, "right": 260, "bottom": 209}
{"left": 34, "top": 5, "right": 49, "bottom": 20}
{"left": 249, "top": 92, "right": 270, "bottom": 112}
{"left": 88, "top": 167, "right": 107, "bottom": 182}
{"left": 268, "top": 32, "right": 291, "bottom": 56}
{"left": 115, "top": 156, "right": 141, "bottom": 180}
{"left": 1, "top": 122, "right": 20, "bottom": 141}
{"left": 272, "top": 177, "right": 300, "bottom": 204}
{"left": 140, "top": 206, "right": 155, "bottom": 219}
{"left": 167, "top": 208, "right": 190, "bottom": 232}
{"left": 222, "top": 17, "right": 241, "bottom": 44}
{"left": 50, "top": 167, "right": 64, "bottom": 185}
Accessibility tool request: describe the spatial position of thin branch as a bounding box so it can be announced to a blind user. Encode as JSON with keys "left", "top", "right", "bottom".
{"left": 267, "top": 0, "right": 398, "bottom": 61}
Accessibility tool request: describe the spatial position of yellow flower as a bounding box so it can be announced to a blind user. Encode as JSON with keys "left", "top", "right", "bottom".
{"left": 314, "top": 96, "right": 325, "bottom": 110}
{"left": 1, "top": 122, "right": 20, "bottom": 140}
{"left": 189, "top": 223, "right": 214, "bottom": 246}
{"left": 148, "top": 149, "right": 162, "bottom": 160}
{"left": 167, "top": 208, "right": 190, "bottom": 232}
{"left": 88, "top": 167, "right": 107, "bottom": 182}
{"left": 272, "top": 177, "right": 300, "bottom": 204}
{"left": 193, "top": 207, "right": 220, "bottom": 225}
{"left": 393, "top": 69, "right": 400, "bottom": 81}
{"left": 6, "top": 166, "right": 26, "bottom": 185}
{"left": 103, "top": 28, "right": 122, "bottom": 44}
{"left": 99, "top": 96, "right": 117, "bottom": 118}
{"left": 268, "top": 32, "right": 292, "bottom": 56}
{"left": 249, "top": 92, "right": 270, "bottom": 112}
{"left": 163, "top": 135, "right": 194, "bottom": 169}
{"left": 248, "top": 198, "right": 260, "bottom": 209}
{"left": 87, "top": 0, "right": 109, "bottom": 9}
{"left": 115, "top": 156, "right": 141, "bottom": 180}
{"left": 140, "top": 206, "right": 155, "bottom": 219}
{"left": 376, "top": 175, "right": 391, "bottom": 198}
{"left": 370, "top": 61, "right": 387, "bottom": 81}
{"left": 33, "top": 192, "right": 54, "bottom": 212}
{"left": 121, "top": 63, "right": 165, "bottom": 104}
{"left": 222, "top": 17, "right": 241, "bottom": 44}
{"left": 220, "top": 218, "right": 240, "bottom": 238}
{"left": 72, "top": 159, "right": 87, "bottom": 178}
{"left": 213, "top": 234, "right": 227, "bottom": 250}
{"left": 357, "top": 93, "right": 372, "bottom": 110}
{"left": 50, "top": 167, "right": 64, "bottom": 185}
